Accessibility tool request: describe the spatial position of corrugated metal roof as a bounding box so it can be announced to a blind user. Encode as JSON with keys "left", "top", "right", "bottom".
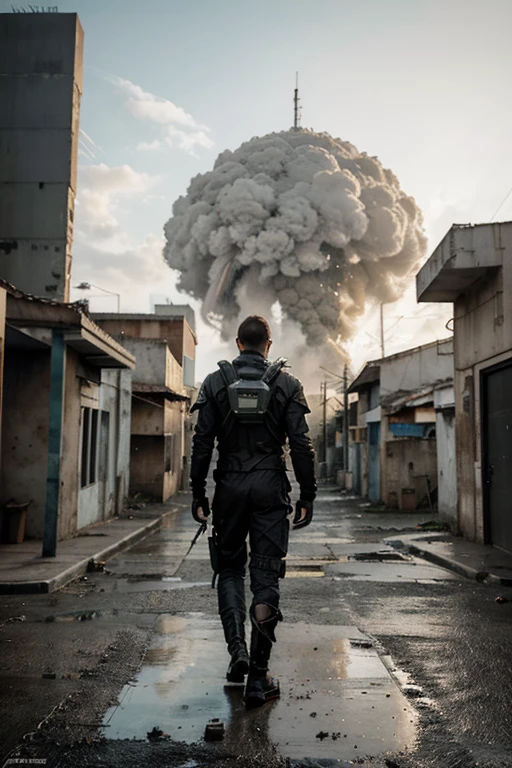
{"left": 347, "top": 362, "right": 381, "bottom": 393}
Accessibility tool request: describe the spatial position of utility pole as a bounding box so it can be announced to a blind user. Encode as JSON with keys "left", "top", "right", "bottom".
{"left": 343, "top": 364, "right": 349, "bottom": 473}
{"left": 380, "top": 303, "right": 385, "bottom": 358}
{"left": 322, "top": 379, "right": 327, "bottom": 464}
{"left": 293, "top": 72, "right": 301, "bottom": 130}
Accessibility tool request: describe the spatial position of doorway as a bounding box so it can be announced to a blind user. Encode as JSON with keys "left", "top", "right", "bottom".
{"left": 482, "top": 361, "right": 512, "bottom": 553}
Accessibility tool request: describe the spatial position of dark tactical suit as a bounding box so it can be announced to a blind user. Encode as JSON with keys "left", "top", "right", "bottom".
{"left": 190, "top": 350, "right": 316, "bottom": 684}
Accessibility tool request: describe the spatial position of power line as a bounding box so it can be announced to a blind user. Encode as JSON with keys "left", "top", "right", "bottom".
{"left": 491, "top": 186, "right": 512, "bottom": 222}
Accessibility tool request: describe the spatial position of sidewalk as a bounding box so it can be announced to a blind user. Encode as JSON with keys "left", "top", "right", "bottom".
{"left": 386, "top": 531, "right": 512, "bottom": 586}
{"left": 0, "top": 497, "right": 187, "bottom": 594}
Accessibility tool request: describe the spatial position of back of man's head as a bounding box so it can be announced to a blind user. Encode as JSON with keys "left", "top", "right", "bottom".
{"left": 237, "top": 315, "right": 271, "bottom": 353}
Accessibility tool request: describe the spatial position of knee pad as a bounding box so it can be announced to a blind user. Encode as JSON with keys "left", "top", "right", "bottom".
{"left": 250, "top": 603, "right": 283, "bottom": 642}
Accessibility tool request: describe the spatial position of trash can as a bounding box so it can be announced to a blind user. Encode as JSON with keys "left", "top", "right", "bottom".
{"left": 3, "top": 501, "right": 30, "bottom": 544}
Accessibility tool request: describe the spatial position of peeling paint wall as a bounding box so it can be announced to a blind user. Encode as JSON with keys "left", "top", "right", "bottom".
{"left": 0, "top": 348, "right": 51, "bottom": 537}
{"left": 59, "top": 347, "right": 80, "bottom": 539}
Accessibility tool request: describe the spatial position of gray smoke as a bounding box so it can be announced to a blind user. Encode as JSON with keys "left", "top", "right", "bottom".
{"left": 163, "top": 129, "right": 426, "bottom": 347}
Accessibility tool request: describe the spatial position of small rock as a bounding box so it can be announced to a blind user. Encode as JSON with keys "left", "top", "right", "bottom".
{"left": 147, "top": 726, "right": 169, "bottom": 742}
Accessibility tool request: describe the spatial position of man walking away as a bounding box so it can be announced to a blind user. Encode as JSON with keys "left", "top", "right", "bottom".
{"left": 190, "top": 315, "right": 317, "bottom": 708}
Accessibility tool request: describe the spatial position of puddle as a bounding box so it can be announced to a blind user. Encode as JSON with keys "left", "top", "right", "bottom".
{"left": 115, "top": 579, "right": 211, "bottom": 594}
{"left": 102, "top": 615, "right": 418, "bottom": 761}
{"left": 327, "top": 561, "right": 457, "bottom": 582}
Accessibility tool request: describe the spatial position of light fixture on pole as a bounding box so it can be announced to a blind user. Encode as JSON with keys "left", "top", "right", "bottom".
{"left": 74, "top": 281, "right": 120, "bottom": 313}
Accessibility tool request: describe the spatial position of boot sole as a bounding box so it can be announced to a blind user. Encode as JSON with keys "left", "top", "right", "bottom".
{"left": 226, "top": 657, "right": 249, "bottom": 684}
{"left": 244, "top": 684, "right": 280, "bottom": 709}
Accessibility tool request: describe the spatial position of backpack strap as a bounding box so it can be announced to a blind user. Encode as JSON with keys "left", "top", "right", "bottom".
{"left": 217, "top": 360, "right": 238, "bottom": 386}
{"left": 262, "top": 357, "right": 287, "bottom": 386}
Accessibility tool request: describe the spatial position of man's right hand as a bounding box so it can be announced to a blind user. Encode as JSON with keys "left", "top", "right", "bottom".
{"left": 192, "top": 497, "right": 210, "bottom": 523}
{"left": 292, "top": 499, "right": 313, "bottom": 530}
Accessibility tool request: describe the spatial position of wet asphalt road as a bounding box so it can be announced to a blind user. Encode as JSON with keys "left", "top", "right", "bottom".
{"left": 1, "top": 485, "right": 512, "bottom": 768}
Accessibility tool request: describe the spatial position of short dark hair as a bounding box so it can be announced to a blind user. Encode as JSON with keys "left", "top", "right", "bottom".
{"left": 237, "top": 315, "right": 271, "bottom": 350}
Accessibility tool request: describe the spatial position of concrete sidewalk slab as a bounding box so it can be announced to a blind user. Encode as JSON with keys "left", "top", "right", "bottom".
{"left": 386, "top": 532, "right": 512, "bottom": 586}
{"left": 0, "top": 502, "right": 183, "bottom": 594}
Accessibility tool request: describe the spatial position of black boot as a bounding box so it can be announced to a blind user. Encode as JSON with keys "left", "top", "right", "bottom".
{"left": 244, "top": 608, "right": 281, "bottom": 709}
{"left": 226, "top": 634, "right": 250, "bottom": 683}
{"left": 218, "top": 570, "right": 249, "bottom": 683}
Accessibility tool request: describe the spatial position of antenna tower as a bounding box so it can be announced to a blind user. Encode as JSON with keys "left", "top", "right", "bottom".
{"left": 293, "top": 72, "right": 301, "bottom": 130}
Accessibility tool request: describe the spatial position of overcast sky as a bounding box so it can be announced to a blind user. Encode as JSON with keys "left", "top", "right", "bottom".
{"left": 6, "top": 0, "right": 511, "bottom": 379}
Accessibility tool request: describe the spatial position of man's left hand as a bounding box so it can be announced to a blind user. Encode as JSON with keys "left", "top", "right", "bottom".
{"left": 192, "top": 497, "right": 210, "bottom": 523}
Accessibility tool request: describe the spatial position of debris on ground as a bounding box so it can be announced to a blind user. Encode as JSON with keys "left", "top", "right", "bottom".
{"left": 350, "top": 639, "right": 373, "bottom": 649}
{"left": 127, "top": 492, "right": 150, "bottom": 510}
{"left": 204, "top": 718, "right": 225, "bottom": 741}
{"left": 416, "top": 520, "right": 449, "bottom": 532}
{"left": 315, "top": 730, "right": 330, "bottom": 740}
{"left": 87, "top": 559, "right": 107, "bottom": 573}
{"left": 495, "top": 596, "right": 509, "bottom": 604}
{"left": 146, "top": 726, "right": 170, "bottom": 741}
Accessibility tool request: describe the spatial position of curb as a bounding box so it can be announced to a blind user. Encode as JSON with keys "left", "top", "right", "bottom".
{"left": 0, "top": 508, "right": 178, "bottom": 595}
{"left": 387, "top": 536, "right": 511, "bottom": 586}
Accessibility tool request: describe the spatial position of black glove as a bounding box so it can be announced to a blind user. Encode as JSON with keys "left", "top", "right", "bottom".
{"left": 192, "top": 496, "right": 210, "bottom": 523}
{"left": 293, "top": 499, "right": 313, "bottom": 530}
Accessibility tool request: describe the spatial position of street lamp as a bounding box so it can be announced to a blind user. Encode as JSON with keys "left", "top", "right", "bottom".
{"left": 74, "top": 281, "right": 120, "bottom": 313}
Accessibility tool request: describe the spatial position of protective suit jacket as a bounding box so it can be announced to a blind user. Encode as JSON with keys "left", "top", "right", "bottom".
{"left": 190, "top": 350, "right": 316, "bottom": 502}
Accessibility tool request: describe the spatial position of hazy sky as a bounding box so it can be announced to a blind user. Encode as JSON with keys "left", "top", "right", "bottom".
{"left": 5, "top": 0, "right": 511, "bottom": 378}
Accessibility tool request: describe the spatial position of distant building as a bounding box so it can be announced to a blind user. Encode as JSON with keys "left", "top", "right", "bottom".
{"left": 93, "top": 312, "right": 197, "bottom": 502}
{"left": 417, "top": 221, "right": 512, "bottom": 552}
{"left": 0, "top": 12, "right": 84, "bottom": 301}
{"left": 348, "top": 339, "right": 456, "bottom": 520}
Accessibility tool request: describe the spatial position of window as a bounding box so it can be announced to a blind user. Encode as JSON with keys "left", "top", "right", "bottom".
{"left": 80, "top": 407, "right": 99, "bottom": 488}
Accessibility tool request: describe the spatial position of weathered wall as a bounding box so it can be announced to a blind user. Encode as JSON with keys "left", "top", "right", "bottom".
{"left": 58, "top": 347, "right": 80, "bottom": 539}
{"left": 166, "top": 348, "right": 184, "bottom": 392}
{"left": 117, "top": 338, "right": 168, "bottom": 386}
{"left": 418, "top": 224, "right": 512, "bottom": 544}
{"left": 1, "top": 348, "right": 50, "bottom": 537}
{"left": 383, "top": 438, "right": 437, "bottom": 509}
{"left": 453, "top": 257, "right": 512, "bottom": 542}
{"left": 93, "top": 317, "right": 195, "bottom": 366}
{"left": 130, "top": 435, "right": 165, "bottom": 500}
{"left": 164, "top": 400, "right": 185, "bottom": 497}
{"left": 0, "top": 288, "right": 5, "bottom": 466}
{"left": 436, "top": 407, "right": 457, "bottom": 525}
{"left": 0, "top": 13, "right": 83, "bottom": 301}
{"left": 115, "top": 369, "right": 133, "bottom": 514}
{"left": 131, "top": 398, "right": 164, "bottom": 436}
{"left": 380, "top": 339, "right": 454, "bottom": 398}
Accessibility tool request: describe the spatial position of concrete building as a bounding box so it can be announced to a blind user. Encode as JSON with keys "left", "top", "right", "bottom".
{"left": 93, "top": 312, "right": 196, "bottom": 502}
{"left": 417, "top": 221, "right": 512, "bottom": 552}
{"left": 0, "top": 279, "right": 134, "bottom": 555}
{"left": 348, "top": 339, "right": 455, "bottom": 516}
{"left": 0, "top": 12, "right": 83, "bottom": 301}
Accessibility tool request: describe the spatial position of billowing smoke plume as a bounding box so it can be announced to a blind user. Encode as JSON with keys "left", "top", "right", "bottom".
{"left": 163, "top": 129, "right": 426, "bottom": 348}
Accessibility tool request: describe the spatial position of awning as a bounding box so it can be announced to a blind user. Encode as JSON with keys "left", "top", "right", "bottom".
{"left": 132, "top": 382, "right": 189, "bottom": 402}
{"left": 4, "top": 285, "right": 135, "bottom": 370}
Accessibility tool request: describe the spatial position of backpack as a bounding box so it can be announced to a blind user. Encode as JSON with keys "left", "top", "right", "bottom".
{"left": 217, "top": 358, "right": 287, "bottom": 425}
